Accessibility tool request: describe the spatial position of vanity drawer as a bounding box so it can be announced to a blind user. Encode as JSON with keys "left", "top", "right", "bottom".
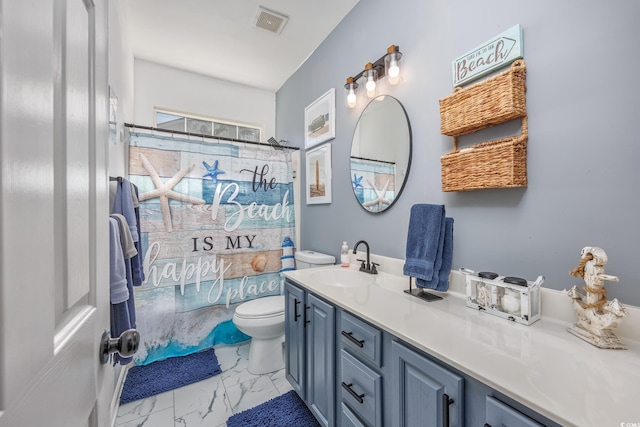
{"left": 341, "top": 349, "right": 382, "bottom": 427}
{"left": 340, "top": 311, "right": 382, "bottom": 367}
{"left": 486, "top": 396, "right": 545, "bottom": 427}
{"left": 341, "top": 402, "right": 366, "bottom": 427}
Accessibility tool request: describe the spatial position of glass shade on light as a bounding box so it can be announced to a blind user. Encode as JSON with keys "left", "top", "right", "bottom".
{"left": 363, "top": 63, "right": 377, "bottom": 98}
{"left": 344, "top": 77, "right": 359, "bottom": 109}
{"left": 385, "top": 46, "right": 402, "bottom": 85}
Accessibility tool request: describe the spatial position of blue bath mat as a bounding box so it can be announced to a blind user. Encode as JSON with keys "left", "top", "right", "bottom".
{"left": 226, "top": 390, "right": 320, "bottom": 427}
{"left": 119, "top": 347, "right": 221, "bottom": 404}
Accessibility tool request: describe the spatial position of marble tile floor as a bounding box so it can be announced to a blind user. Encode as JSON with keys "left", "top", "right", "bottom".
{"left": 115, "top": 342, "right": 293, "bottom": 427}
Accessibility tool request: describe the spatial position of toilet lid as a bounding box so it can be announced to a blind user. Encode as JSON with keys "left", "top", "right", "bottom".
{"left": 235, "top": 295, "right": 285, "bottom": 318}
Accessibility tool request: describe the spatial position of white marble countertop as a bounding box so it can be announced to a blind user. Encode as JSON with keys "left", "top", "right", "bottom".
{"left": 283, "top": 255, "right": 640, "bottom": 427}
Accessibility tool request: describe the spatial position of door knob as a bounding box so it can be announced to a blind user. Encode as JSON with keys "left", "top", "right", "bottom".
{"left": 100, "top": 329, "right": 140, "bottom": 364}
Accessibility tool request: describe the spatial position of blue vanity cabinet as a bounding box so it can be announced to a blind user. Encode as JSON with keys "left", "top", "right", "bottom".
{"left": 284, "top": 281, "right": 306, "bottom": 396}
{"left": 392, "top": 341, "right": 464, "bottom": 427}
{"left": 485, "top": 396, "right": 546, "bottom": 427}
{"left": 285, "top": 279, "right": 561, "bottom": 427}
{"left": 284, "top": 281, "right": 336, "bottom": 427}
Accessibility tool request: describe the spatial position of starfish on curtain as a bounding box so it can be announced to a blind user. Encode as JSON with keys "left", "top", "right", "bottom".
{"left": 352, "top": 174, "right": 363, "bottom": 189}
{"left": 362, "top": 179, "right": 392, "bottom": 212}
{"left": 203, "top": 160, "right": 225, "bottom": 183}
{"left": 138, "top": 153, "right": 205, "bottom": 232}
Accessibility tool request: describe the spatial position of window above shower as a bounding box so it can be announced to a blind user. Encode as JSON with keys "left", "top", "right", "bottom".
{"left": 155, "top": 109, "right": 262, "bottom": 142}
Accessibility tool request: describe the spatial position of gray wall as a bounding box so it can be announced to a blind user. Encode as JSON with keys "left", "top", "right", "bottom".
{"left": 276, "top": 0, "right": 640, "bottom": 306}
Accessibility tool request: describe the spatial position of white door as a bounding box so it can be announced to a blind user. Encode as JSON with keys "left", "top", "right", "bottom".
{"left": 0, "top": 1, "right": 112, "bottom": 426}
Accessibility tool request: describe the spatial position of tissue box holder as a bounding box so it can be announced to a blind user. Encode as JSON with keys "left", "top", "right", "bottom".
{"left": 461, "top": 268, "right": 543, "bottom": 326}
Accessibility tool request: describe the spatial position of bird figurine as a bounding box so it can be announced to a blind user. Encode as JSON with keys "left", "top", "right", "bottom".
{"left": 566, "top": 246, "right": 628, "bottom": 349}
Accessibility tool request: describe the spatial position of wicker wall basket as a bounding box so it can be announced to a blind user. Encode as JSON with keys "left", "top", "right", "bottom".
{"left": 441, "top": 117, "right": 528, "bottom": 192}
{"left": 440, "top": 60, "right": 527, "bottom": 136}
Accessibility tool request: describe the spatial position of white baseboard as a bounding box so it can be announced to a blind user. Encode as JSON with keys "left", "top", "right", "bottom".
{"left": 110, "top": 364, "right": 130, "bottom": 427}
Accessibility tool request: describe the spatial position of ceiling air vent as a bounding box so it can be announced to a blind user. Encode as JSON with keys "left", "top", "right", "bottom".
{"left": 254, "top": 6, "right": 288, "bottom": 34}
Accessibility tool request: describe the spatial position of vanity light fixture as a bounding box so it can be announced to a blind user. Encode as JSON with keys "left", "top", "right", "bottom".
{"left": 344, "top": 44, "right": 403, "bottom": 109}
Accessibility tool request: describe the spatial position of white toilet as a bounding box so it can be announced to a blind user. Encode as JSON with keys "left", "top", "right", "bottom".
{"left": 232, "top": 250, "right": 335, "bottom": 375}
{"left": 294, "top": 250, "right": 336, "bottom": 270}
{"left": 233, "top": 295, "right": 286, "bottom": 375}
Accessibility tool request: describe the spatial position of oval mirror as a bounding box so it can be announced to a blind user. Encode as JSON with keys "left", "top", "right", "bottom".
{"left": 350, "top": 96, "right": 412, "bottom": 213}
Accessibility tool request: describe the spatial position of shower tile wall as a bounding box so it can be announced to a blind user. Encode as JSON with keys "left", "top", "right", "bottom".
{"left": 115, "top": 342, "right": 292, "bottom": 427}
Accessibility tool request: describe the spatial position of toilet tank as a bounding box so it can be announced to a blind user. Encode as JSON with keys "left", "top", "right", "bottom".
{"left": 295, "top": 250, "right": 335, "bottom": 269}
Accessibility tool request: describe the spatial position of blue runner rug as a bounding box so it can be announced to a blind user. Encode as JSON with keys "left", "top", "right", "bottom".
{"left": 119, "top": 347, "right": 221, "bottom": 404}
{"left": 226, "top": 390, "right": 320, "bottom": 427}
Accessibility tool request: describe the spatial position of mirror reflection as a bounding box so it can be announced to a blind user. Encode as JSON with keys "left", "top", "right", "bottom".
{"left": 350, "top": 96, "right": 411, "bottom": 213}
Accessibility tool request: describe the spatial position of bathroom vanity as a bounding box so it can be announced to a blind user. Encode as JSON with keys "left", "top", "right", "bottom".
{"left": 283, "top": 262, "right": 639, "bottom": 427}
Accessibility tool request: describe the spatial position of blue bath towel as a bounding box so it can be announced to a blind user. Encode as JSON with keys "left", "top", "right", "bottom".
{"left": 403, "top": 204, "right": 446, "bottom": 281}
{"left": 109, "top": 218, "right": 129, "bottom": 304}
{"left": 417, "top": 217, "right": 454, "bottom": 291}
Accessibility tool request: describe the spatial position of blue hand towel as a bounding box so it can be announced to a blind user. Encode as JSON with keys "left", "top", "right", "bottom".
{"left": 403, "top": 204, "right": 446, "bottom": 281}
{"left": 113, "top": 177, "right": 138, "bottom": 243}
{"left": 417, "top": 217, "right": 454, "bottom": 292}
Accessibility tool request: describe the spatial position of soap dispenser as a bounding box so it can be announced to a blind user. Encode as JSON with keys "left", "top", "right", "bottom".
{"left": 340, "top": 242, "right": 349, "bottom": 267}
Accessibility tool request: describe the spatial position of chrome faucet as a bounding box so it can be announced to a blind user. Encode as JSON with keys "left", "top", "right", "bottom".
{"left": 353, "top": 240, "right": 378, "bottom": 274}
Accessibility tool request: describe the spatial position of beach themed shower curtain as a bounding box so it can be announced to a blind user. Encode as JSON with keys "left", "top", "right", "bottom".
{"left": 350, "top": 157, "right": 396, "bottom": 212}
{"left": 128, "top": 131, "right": 296, "bottom": 365}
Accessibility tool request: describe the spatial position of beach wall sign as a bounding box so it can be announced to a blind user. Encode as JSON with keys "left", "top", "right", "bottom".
{"left": 452, "top": 24, "right": 523, "bottom": 87}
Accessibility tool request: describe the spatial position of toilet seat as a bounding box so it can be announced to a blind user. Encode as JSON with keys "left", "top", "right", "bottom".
{"left": 235, "top": 295, "right": 284, "bottom": 319}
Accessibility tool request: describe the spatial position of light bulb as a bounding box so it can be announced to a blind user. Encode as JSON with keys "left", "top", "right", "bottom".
{"left": 345, "top": 77, "right": 358, "bottom": 109}
{"left": 385, "top": 46, "right": 402, "bottom": 85}
{"left": 347, "top": 88, "right": 357, "bottom": 108}
{"left": 366, "top": 75, "right": 376, "bottom": 98}
{"left": 388, "top": 58, "right": 400, "bottom": 85}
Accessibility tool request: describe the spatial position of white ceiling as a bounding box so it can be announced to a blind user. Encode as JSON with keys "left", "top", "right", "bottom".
{"left": 121, "top": 0, "right": 360, "bottom": 92}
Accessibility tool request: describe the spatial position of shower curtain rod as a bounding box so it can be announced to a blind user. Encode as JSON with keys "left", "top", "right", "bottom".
{"left": 350, "top": 155, "right": 395, "bottom": 165}
{"left": 124, "top": 123, "right": 299, "bottom": 151}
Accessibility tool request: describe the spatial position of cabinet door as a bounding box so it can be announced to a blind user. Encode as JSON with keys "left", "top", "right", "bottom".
{"left": 486, "top": 396, "right": 544, "bottom": 427}
{"left": 285, "top": 281, "right": 306, "bottom": 397}
{"left": 306, "top": 293, "right": 336, "bottom": 427}
{"left": 392, "top": 341, "right": 464, "bottom": 427}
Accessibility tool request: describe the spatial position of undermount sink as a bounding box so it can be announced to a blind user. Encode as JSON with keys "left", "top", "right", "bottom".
{"left": 308, "top": 268, "right": 375, "bottom": 287}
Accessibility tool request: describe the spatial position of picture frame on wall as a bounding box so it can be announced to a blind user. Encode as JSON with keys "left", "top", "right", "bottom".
{"left": 306, "top": 143, "right": 332, "bottom": 204}
{"left": 304, "top": 88, "right": 336, "bottom": 149}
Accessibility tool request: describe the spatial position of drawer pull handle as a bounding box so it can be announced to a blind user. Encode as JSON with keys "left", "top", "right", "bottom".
{"left": 304, "top": 304, "right": 310, "bottom": 326}
{"left": 341, "top": 331, "right": 365, "bottom": 348}
{"left": 442, "top": 393, "right": 454, "bottom": 427}
{"left": 341, "top": 382, "right": 365, "bottom": 404}
{"left": 293, "top": 298, "right": 301, "bottom": 321}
